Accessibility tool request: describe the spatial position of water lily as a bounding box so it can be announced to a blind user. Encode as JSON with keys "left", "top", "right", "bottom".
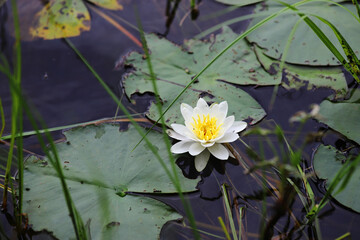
{"left": 167, "top": 98, "right": 247, "bottom": 172}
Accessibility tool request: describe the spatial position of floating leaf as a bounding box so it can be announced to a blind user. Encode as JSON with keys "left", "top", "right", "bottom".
{"left": 23, "top": 123, "right": 199, "bottom": 239}
{"left": 247, "top": 1, "right": 360, "bottom": 65}
{"left": 215, "top": 0, "right": 263, "bottom": 7}
{"left": 254, "top": 45, "right": 348, "bottom": 98}
{"left": 0, "top": 0, "right": 5, "bottom": 8}
{"left": 29, "top": 0, "right": 91, "bottom": 40}
{"left": 314, "top": 145, "right": 360, "bottom": 213}
{"left": 87, "top": 0, "right": 123, "bottom": 10}
{"left": 316, "top": 90, "right": 360, "bottom": 144}
{"left": 123, "top": 26, "right": 269, "bottom": 126}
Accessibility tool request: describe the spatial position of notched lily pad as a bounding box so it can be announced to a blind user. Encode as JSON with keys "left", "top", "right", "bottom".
{"left": 314, "top": 144, "right": 360, "bottom": 213}
{"left": 123, "top": 26, "right": 269, "bottom": 126}
{"left": 254, "top": 45, "right": 348, "bottom": 98}
{"left": 23, "top": 123, "right": 200, "bottom": 239}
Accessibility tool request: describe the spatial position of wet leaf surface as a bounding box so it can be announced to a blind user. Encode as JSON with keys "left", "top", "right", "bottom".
{"left": 314, "top": 145, "right": 360, "bottom": 213}
{"left": 247, "top": 0, "right": 360, "bottom": 65}
{"left": 123, "top": 26, "right": 268, "bottom": 126}
{"left": 23, "top": 123, "right": 199, "bottom": 239}
{"left": 29, "top": 0, "right": 91, "bottom": 40}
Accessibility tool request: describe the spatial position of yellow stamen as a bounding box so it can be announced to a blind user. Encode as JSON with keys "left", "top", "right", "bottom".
{"left": 191, "top": 114, "right": 222, "bottom": 141}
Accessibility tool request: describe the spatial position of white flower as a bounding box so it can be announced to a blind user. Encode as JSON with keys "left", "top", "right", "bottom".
{"left": 167, "top": 98, "right": 247, "bottom": 172}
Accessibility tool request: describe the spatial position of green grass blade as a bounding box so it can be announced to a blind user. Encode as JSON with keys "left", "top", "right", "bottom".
{"left": 353, "top": 0, "right": 360, "bottom": 18}
{"left": 218, "top": 216, "right": 231, "bottom": 240}
{"left": 0, "top": 98, "right": 4, "bottom": 138}
{"left": 136, "top": 13, "right": 199, "bottom": 239}
{"left": 311, "top": 14, "right": 360, "bottom": 73}
{"left": 222, "top": 184, "right": 238, "bottom": 240}
{"left": 276, "top": 0, "right": 360, "bottom": 82}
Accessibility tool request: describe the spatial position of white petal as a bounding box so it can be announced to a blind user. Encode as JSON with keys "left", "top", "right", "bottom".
{"left": 189, "top": 142, "right": 205, "bottom": 156}
{"left": 196, "top": 98, "right": 209, "bottom": 108}
{"left": 194, "top": 149, "right": 210, "bottom": 172}
{"left": 171, "top": 123, "right": 195, "bottom": 139}
{"left": 181, "top": 103, "right": 193, "bottom": 122}
{"left": 221, "top": 116, "right": 235, "bottom": 132}
{"left": 214, "top": 101, "right": 228, "bottom": 123}
{"left": 200, "top": 141, "right": 216, "bottom": 148}
{"left": 228, "top": 121, "right": 247, "bottom": 133}
{"left": 208, "top": 143, "right": 229, "bottom": 160}
{"left": 193, "top": 106, "right": 207, "bottom": 118}
{"left": 166, "top": 129, "right": 191, "bottom": 141}
{"left": 171, "top": 141, "right": 192, "bottom": 154}
{"left": 216, "top": 132, "right": 239, "bottom": 143}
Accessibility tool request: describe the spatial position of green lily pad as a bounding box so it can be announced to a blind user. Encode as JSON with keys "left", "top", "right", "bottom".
{"left": 123, "top": 26, "right": 270, "bottom": 126}
{"left": 253, "top": 45, "right": 348, "bottom": 98}
{"left": 215, "top": 0, "right": 263, "bottom": 6}
{"left": 23, "top": 123, "right": 199, "bottom": 239}
{"left": 316, "top": 90, "right": 360, "bottom": 144}
{"left": 29, "top": 0, "right": 91, "bottom": 40}
{"left": 314, "top": 144, "right": 360, "bottom": 213}
{"left": 247, "top": 1, "right": 360, "bottom": 66}
{"left": 87, "top": 0, "right": 123, "bottom": 10}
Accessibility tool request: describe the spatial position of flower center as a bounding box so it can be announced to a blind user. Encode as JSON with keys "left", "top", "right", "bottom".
{"left": 191, "top": 114, "right": 222, "bottom": 141}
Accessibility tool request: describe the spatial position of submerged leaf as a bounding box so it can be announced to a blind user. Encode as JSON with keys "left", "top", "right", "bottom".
{"left": 123, "top": 26, "right": 269, "bottom": 126}
{"left": 316, "top": 90, "right": 360, "bottom": 144}
{"left": 87, "top": 0, "right": 123, "bottom": 10}
{"left": 314, "top": 145, "right": 360, "bottom": 213}
{"left": 29, "top": 0, "right": 91, "bottom": 40}
{"left": 247, "top": 1, "right": 360, "bottom": 65}
{"left": 23, "top": 123, "right": 199, "bottom": 239}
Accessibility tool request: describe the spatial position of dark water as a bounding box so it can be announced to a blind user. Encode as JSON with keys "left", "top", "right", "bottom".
{"left": 1, "top": 1, "right": 359, "bottom": 239}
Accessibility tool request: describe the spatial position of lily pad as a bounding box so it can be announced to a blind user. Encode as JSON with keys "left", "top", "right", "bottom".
{"left": 215, "top": 0, "right": 263, "bottom": 6}
{"left": 29, "top": 0, "right": 91, "bottom": 40}
{"left": 23, "top": 123, "right": 199, "bottom": 239}
{"left": 253, "top": 45, "right": 348, "bottom": 98}
{"left": 87, "top": 0, "right": 123, "bottom": 10}
{"left": 123, "top": 26, "right": 269, "bottom": 126}
{"left": 247, "top": 1, "right": 360, "bottom": 66}
{"left": 314, "top": 144, "right": 360, "bottom": 213}
{"left": 316, "top": 90, "right": 360, "bottom": 144}
{"left": 0, "top": 0, "right": 5, "bottom": 7}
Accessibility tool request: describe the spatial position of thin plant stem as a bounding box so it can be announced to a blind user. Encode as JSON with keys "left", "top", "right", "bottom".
{"left": 136, "top": 11, "right": 199, "bottom": 239}
{"left": 238, "top": 207, "right": 244, "bottom": 240}
{"left": 335, "top": 232, "right": 351, "bottom": 240}
{"left": 0, "top": 115, "right": 144, "bottom": 141}
{"left": 221, "top": 184, "right": 238, "bottom": 240}
{"left": 269, "top": 15, "right": 306, "bottom": 110}
{"left": 218, "top": 216, "right": 231, "bottom": 240}
{"left": 0, "top": 98, "right": 5, "bottom": 138}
